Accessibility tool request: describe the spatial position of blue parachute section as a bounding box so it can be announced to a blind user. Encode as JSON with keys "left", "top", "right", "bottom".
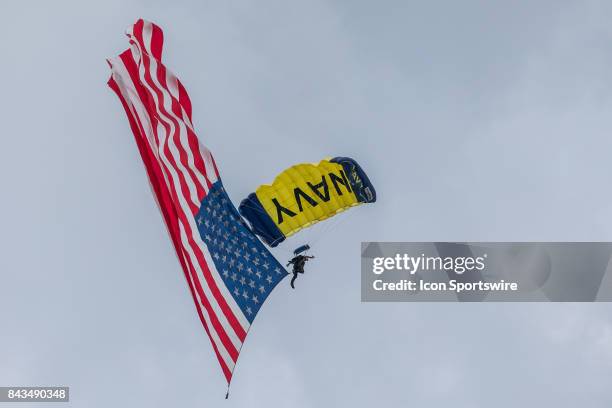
{"left": 293, "top": 244, "right": 311, "bottom": 255}
{"left": 239, "top": 192, "right": 285, "bottom": 247}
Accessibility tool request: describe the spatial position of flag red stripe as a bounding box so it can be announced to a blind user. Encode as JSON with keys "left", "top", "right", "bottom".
{"left": 149, "top": 23, "right": 164, "bottom": 61}
{"left": 177, "top": 79, "right": 192, "bottom": 122}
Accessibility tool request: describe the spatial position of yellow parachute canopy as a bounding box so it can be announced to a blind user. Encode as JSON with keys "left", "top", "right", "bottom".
{"left": 239, "top": 157, "right": 376, "bottom": 247}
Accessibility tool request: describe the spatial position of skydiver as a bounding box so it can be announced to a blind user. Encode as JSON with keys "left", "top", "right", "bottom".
{"left": 287, "top": 254, "right": 314, "bottom": 289}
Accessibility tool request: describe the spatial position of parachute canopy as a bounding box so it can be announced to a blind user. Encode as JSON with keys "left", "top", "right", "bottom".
{"left": 239, "top": 157, "right": 376, "bottom": 247}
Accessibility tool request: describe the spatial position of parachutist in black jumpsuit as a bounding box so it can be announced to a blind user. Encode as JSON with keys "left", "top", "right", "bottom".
{"left": 287, "top": 255, "right": 314, "bottom": 289}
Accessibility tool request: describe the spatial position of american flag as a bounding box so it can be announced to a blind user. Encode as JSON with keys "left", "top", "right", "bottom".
{"left": 107, "top": 19, "right": 287, "bottom": 384}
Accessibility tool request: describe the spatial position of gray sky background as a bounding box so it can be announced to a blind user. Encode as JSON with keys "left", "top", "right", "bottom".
{"left": 1, "top": 0, "right": 612, "bottom": 406}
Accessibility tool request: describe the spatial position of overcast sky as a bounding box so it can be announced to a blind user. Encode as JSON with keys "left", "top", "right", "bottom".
{"left": 1, "top": 0, "right": 612, "bottom": 406}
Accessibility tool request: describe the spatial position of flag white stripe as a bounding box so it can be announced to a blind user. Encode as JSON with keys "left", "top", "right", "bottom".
{"left": 200, "top": 144, "right": 219, "bottom": 185}
{"left": 141, "top": 21, "right": 154, "bottom": 58}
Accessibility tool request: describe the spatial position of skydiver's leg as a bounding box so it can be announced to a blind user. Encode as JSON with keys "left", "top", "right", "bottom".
{"left": 290, "top": 273, "right": 298, "bottom": 289}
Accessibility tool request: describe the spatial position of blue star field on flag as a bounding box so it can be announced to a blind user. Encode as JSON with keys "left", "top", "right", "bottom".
{"left": 196, "top": 182, "right": 288, "bottom": 323}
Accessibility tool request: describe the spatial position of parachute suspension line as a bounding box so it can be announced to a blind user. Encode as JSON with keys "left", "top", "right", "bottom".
{"left": 273, "top": 245, "right": 296, "bottom": 257}
{"left": 301, "top": 207, "right": 349, "bottom": 248}
{"left": 309, "top": 208, "right": 356, "bottom": 248}
{"left": 279, "top": 207, "right": 356, "bottom": 259}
